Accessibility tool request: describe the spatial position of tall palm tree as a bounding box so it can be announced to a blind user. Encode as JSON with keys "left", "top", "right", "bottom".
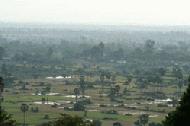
{"left": 115, "top": 85, "right": 120, "bottom": 96}
{"left": 20, "top": 103, "right": 29, "bottom": 126}
{"left": 177, "top": 78, "right": 184, "bottom": 98}
{"left": 79, "top": 75, "right": 85, "bottom": 97}
{"left": 0, "top": 77, "right": 4, "bottom": 106}
{"left": 74, "top": 88, "right": 80, "bottom": 102}
{"left": 99, "top": 73, "right": 105, "bottom": 97}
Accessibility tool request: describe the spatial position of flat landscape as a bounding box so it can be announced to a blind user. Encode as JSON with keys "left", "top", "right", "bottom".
{"left": 1, "top": 26, "right": 190, "bottom": 126}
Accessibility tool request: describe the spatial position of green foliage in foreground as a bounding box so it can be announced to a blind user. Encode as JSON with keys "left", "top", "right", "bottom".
{"left": 39, "top": 114, "right": 98, "bottom": 126}
{"left": 163, "top": 76, "right": 190, "bottom": 126}
{"left": 0, "top": 107, "right": 16, "bottom": 126}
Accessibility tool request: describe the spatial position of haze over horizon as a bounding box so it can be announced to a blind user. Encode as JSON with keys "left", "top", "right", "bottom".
{"left": 0, "top": 0, "right": 190, "bottom": 26}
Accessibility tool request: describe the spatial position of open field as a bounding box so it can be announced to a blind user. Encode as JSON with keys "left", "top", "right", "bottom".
{"left": 2, "top": 73, "right": 184, "bottom": 126}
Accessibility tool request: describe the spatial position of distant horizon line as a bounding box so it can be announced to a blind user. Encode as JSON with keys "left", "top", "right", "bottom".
{"left": 1, "top": 21, "right": 190, "bottom": 32}
{"left": 1, "top": 21, "right": 190, "bottom": 27}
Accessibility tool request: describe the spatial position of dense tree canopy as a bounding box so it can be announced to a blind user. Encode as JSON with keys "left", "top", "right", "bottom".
{"left": 163, "top": 76, "right": 190, "bottom": 126}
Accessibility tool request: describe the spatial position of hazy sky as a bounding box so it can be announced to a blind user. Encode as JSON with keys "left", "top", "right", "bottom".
{"left": 0, "top": 0, "right": 190, "bottom": 25}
